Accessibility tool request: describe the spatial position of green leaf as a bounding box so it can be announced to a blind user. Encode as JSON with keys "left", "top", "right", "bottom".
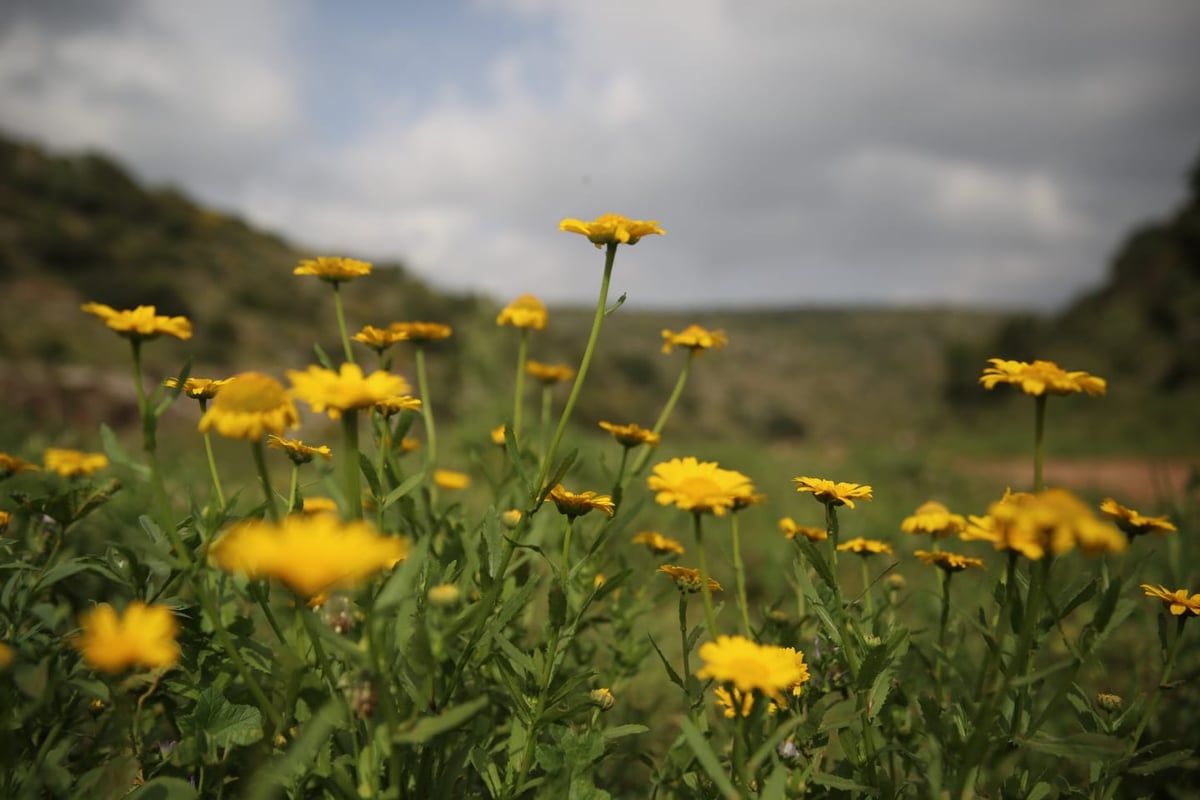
{"left": 358, "top": 452, "right": 381, "bottom": 499}
{"left": 184, "top": 686, "right": 264, "bottom": 759}
{"left": 604, "top": 292, "right": 627, "bottom": 316}
{"left": 128, "top": 777, "right": 199, "bottom": 800}
{"left": 601, "top": 724, "right": 649, "bottom": 740}
{"left": 503, "top": 424, "right": 532, "bottom": 497}
{"left": 679, "top": 717, "right": 740, "bottom": 800}
{"left": 796, "top": 539, "right": 837, "bottom": 593}
{"left": 100, "top": 424, "right": 150, "bottom": 479}
{"left": 811, "top": 772, "right": 871, "bottom": 792}
{"left": 313, "top": 342, "right": 335, "bottom": 370}
{"left": 1129, "top": 748, "right": 1194, "bottom": 775}
{"left": 33, "top": 559, "right": 94, "bottom": 595}
{"left": 244, "top": 700, "right": 342, "bottom": 799}
{"left": 382, "top": 472, "right": 425, "bottom": 509}
{"left": 647, "top": 634, "right": 684, "bottom": 689}
{"left": 394, "top": 697, "right": 488, "bottom": 743}
{"left": 539, "top": 449, "right": 578, "bottom": 503}
{"left": 1016, "top": 732, "right": 1124, "bottom": 761}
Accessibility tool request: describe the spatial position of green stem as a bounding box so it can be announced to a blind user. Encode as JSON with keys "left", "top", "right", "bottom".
{"left": 1009, "top": 556, "right": 1050, "bottom": 739}
{"left": 693, "top": 514, "right": 720, "bottom": 641}
{"left": 861, "top": 558, "right": 875, "bottom": 617}
{"left": 415, "top": 345, "right": 437, "bottom": 469}
{"left": 1033, "top": 394, "right": 1047, "bottom": 492}
{"left": 249, "top": 583, "right": 290, "bottom": 647}
{"left": 333, "top": 282, "right": 355, "bottom": 365}
{"left": 251, "top": 440, "right": 281, "bottom": 523}
{"left": 730, "top": 513, "right": 752, "bottom": 637}
{"left": 628, "top": 352, "right": 693, "bottom": 481}
{"left": 936, "top": 571, "right": 952, "bottom": 691}
{"left": 198, "top": 397, "right": 227, "bottom": 510}
{"left": 342, "top": 411, "right": 362, "bottom": 520}
{"left": 678, "top": 595, "right": 694, "bottom": 718}
{"left": 534, "top": 242, "right": 617, "bottom": 498}
{"left": 539, "top": 385, "right": 552, "bottom": 461}
{"left": 561, "top": 517, "right": 575, "bottom": 590}
{"left": 287, "top": 464, "right": 300, "bottom": 514}
{"left": 130, "top": 339, "right": 172, "bottom": 532}
{"left": 512, "top": 329, "right": 529, "bottom": 443}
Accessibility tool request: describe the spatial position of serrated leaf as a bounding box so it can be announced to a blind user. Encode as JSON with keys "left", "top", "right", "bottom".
{"left": 1016, "top": 732, "right": 1123, "bottom": 761}
{"left": 185, "top": 686, "right": 264, "bottom": 757}
{"left": 601, "top": 724, "right": 648, "bottom": 740}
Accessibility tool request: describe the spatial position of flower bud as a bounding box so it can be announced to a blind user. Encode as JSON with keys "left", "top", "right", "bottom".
{"left": 589, "top": 687, "right": 615, "bottom": 711}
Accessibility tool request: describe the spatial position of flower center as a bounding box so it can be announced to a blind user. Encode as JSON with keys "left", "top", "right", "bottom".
{"left": 679, "top": 476, "right": 722, "bottom": 502}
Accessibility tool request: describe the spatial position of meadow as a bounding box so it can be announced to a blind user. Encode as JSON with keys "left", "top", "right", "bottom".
{"left": 1, "top": 209, "right": 1197, "bottom": 800}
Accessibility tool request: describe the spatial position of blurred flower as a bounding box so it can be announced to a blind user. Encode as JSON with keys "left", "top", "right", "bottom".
{"left": 501, "top": 509, "right": 523, "bottom": 528}
{"left": 390, "top": 321, "right": 453, "bottom": 342}
{"left": 293, "top": 256, "right": 372, "bottom": 284}
{"left": 548, "top": 484, "right": 615, "bottom": 519}
{"left": 589, "top": 687, "right": 616, "bottom": 711}
{"left": 81, "top": 302, "right": 192, "bottom": 341}
{"left": 914, "top": 550, "right": 984, "bottom": 572}
{"left": 793, "top": 477, "right": 874, "bottom": 509}
{"left": 164, "top": 377, "right": 229, "bottom": 400}
{"left": 598, "top": 420, "right": 660, "bottom": 448}
{"left": 661, "top": 324, "right": 728, "bottom": 356}
{"left": 1100, "top": 498, "right": 1177, "bottom": 538}
{"left": 659, "top": 565, "right": 722, "bottom": 593}
{"left": 559, "top": 213, "right": 665, "bottom": 248}
{"left": 1096, "top": 692, "right": 1124, "bottom": 713}
{"left": 198, "top": 372, "right": 299, "bottom": 441}
{"left": 649, "top": 457, "right": 754, "bottom": 517}
{"left": 352, "top": 325, "right": 408, "bottom": 353}
{"left": 697, "top": 635, "right": 809, "bottom": 701}
{"left": 43, "top": 448, "right": 109, "bottom": 478}
{"left": 288, "top": 364, "right": 412, "bottom": 420}
{"left": 1141, "top": 584, "right": 1200, "bottom": 616}
{"left": 0, "top": 641, "right": 13, "bottom": 670}
{"left": 526, "top": 360, "right": 575, "bottom": 384}
{"left": 267, "top": 435, "right": 332, "bottom": 464}
{"left": 984, "top": 488, "right": 1126, "bottom": 559}
{"left": 714, "top": 686, "right": 770, "bottom": 718}
{"left": 0, "top": 510, "right": 10, "bottom": 531}
{"left": 1, "top": 453, "right": 39, "bottom": 478}
{"left": 837, "top": 537, "right": 893, "bottom": 556}
{"left": 632, "top": 531, "right": 685, "bottom": 556}
{"left": 210, "top": 514, "right": 409, "bottom": 597}
{"left": 491, "top": 424, "right": 508, "bottom": 446}
{"left": 301, "top": 496, "right": 339, "bottom": 514}
{"left": 374, "top": 395, "right": 423, "bottom": 417}
{"left": 398, "top": 437, "right": 422, "bottom": 453}
{"left": 427, "top": 584, "right": 462, "bottom": 608}
{"left": 73, "top": 601, "right": 180, "bottom": 673}
{"left": 979, "top": 358, "right": 1106, "bottom": 397}
{"left": 433, "top": 469, "right": 471, "bottom": 491}
{"left": 496, "top": 294, "right": 548, "bottom": 330}
{"left": 901, "top": 501, "right": 966, "bottom": 539}
{"left": 778, "top": 517, "right": 827, "bottom": 542}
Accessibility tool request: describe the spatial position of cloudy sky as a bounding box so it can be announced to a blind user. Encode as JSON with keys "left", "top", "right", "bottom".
{"left": 1, "top": 0, "right": 1197, "bottom": 310}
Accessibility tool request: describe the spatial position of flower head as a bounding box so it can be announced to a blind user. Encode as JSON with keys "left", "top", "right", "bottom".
{"left": 632, "top": 531, "right": 685, "bottom": 556}
{"left": 649, "top": 457, "right": 755, "bottom": 517}
{"left": 294, "top": 256, "right": 372, "bottom": 284}
{"left": 496, "top": 294, "right": 548, "bottom": 330}
{"left": 433, "top": 469, "right": 471, "bottom": 491}
{"left": 165, "top": 376, "right": 229, "bottom": 401}
{"left": 599, "top": 421, "right": 661, "bottom": 448}
{"left": 793, "top": 477, "right": 874, "bottom": 509}
{"left": 979, "top": 358, "right": 1106, "bottom": 397}
{"left": 374, "top": 395, "right": 423, "bottom": 417}
{"left": 1100, "top": 498, "right": 1177, "bottom": 538}
{"left": 288, "top": 364, "right": 412, "bottom": 420}
{"left": 1, "top": 453, "right": 39, "bottom": 479}
{"left": 198, "top": 372, "right": 299, "bottom": 441}
{"left": 901, "top": 501, "right": 966, "bottom": 539}
{"left": 490, "top": 424, "right": 508, "bottom": 446}
{"left": 352, "top": 325, "right": 409, "bottom": 353}
{"left": 914, "top": 550, "right": 985, "bottom": 573}
{"left": 983, "top": 488, "right": 1127, "bottom": 560}
{"left": 714, "top": 686, "right": 772, "bottom": 719}
{"left": 696, "top": 635, "right": 809, "bottom": 702}
{"left": 44, "top": 448, "right": 109, "bottom": 478}
{"left": 559, "top": 213, "right": 664, "bottom": 248}
{"left": 548, "top": 484, "right": 615, "bottom": 519}
{"left": 73, "top": 601, "right": 180, "bottom": 673}
{"left": 590, "top": 687, "right": 616, "bottom": 711}
{"left": 659, "top": 564, "right": 722, "bottom": 593}
{"left": 209, "top": 514, "right": 409, "bottom": 597}
{"left": 389, "top": 321, "right": 453, "bottom": 343}
{"left": 267, "top": 435, "right": 332, "bottom": 464}
{"left": 661, "top": 325, "right": 728, "bottom": 356}
{"left": 526, "top": 361, "right": 575, "bottom": 384}
{"left": 427, "top": 584, "right": 462, "bottom": 608}
{"left": 81, "top": 302, "right": 192, "bottom": 341}
{"left": 778, "top": 517, "right": 828, "bottom": 542}
{"left": 837, "top": 537, "right": 893, "bottom": 556}
{"left": 1141, "top": 584, "right": 1200, "bottom": 616}
{"left": 0, "top": 511, "right": 11, "bottom": 531}
{"left": 0, "top": 640, "right": 12, "bottom": 669}
{"left": 302, "top": 496, "right": 339, "bottom": 514}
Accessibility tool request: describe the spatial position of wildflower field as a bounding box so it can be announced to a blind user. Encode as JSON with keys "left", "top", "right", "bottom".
{"left": 1, "top": 213, "right": 1197, "bottom": 800}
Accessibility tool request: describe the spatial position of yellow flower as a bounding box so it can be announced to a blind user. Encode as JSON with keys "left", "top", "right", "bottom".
{"left": 433, "top": 469, "right": 471, "bottom": 491}
{"left": 0, "top": 510, "right": 11, "bottom": 531}
{"left": 661, "top": 325, "right": 728, "bottom": 355}
{"left": 1, "top": 453, "right": 40, "bottom": 478}
{"left": 986, "top": 488, "right": 1127, "bottom": 560}
{"left": 659, "top": 564, "right": 722, "bottom": 593}
{"left": 267, "top": 435, "right": 332, "bottom": 464}
{"left": 559, "top": 213, "right": 665, "bottom": 248}
{"left": 901, "top": 501, "right": 966, "bottom": 539}
{"left": 1100, "top": 498, "right": 1177, "bottom": 538}
{"left": 778, "top": 517, "right": 828, "bottom": 542}
{"left": 73, "top": 601, "right": 180, "bottom": 673}
{"left": 427, "top": 584, "right": 462, "bottom": 607}
{"left": 288, "top": 364, "right": 412, "bottom": 420}
{"left": 548, "top": 484, "right": 616, "bottom": 519}
{"left": 301, "top": 496, "right": 339, "bottom": 514}
{"left": 793, "top": 477, "right": 874, "bottom": 509}
{"left": 389, "top": 321, "right": 453, "bottom": 342}
{"left": 293, "top": 256, "right": 372, "bottom": 284}
{"left": 632, "top": 531, "right": 686, "bottom": 556}
{"left": 648, "top": 457, "right": 755, "bottom": 517}
{"left": 598, "top": 421, "right": 661, "bottom": 448}
{"left": 1141, "top": 584, "right": 1200, "bottom": 616}
{"left": 81, "top": 302, "right": 193, "bottom": 341}
{"left": 165, "top": 377, "right": 230, "bottom": 400}
{"left": 198, "top": 372, "right": 299, "bottom": 441}
{"left": 590, "top": 687, "right": 616, "bottom": 711}
{"left": 526, "top": 360, "right": 575, "bottom": 384}
{"left": 697, "top": 635, "right": 809, "bottom": 702}
{"left": 837, "top": 537, "right": 893, "bottom": 556}
{"left": 43, "top": 448, "right": 109, "bottom": 478}
{"left": 209, "top": 514, "right": 409, "bottom": 597}
{"left": 714, "top": 686, "right": 775, "bottom": 718}
{"left": 914, "top": 550, "right": 985, "bottom": 572}
{"left": 374, "top": 395, "right": 423, "bottom": 417}
{"left": 501, "top": 509, "right": 523, "bottom": 528}
{"left": 979, "top": 358, "right": 1106, "bottom": 397}
{"left": 352, "top": 325, "right": 409, "bottom": 353}
{"left": 0, "top": 640, "right": 13, "bottom": 670}
{"left": 398, "top": 437, "right": 422, "bottom": 453}
{"left": 496, "top": 294, "right": 548, "bottom": 330}
{"left": 491, "top": 425, "right": 508, "bottom": 446}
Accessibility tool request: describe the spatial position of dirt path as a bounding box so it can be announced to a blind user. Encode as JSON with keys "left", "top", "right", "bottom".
{"left": 958, "top": 456, "right": 1197, "bottom": 505}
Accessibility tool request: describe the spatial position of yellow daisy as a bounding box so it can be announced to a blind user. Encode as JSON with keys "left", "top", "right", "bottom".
{"left": 288, "top": 364, "right": 412, "bottom": 420}
{"left": 837, "top": 537, "right": 893, "bottom": 556}
{"left": 164, "top": 377, "right": 229, "bottom": 400}
{"left": 548, "top": 484, "right": 616, "bottom": 519}
{"left": 914, "top": 550, "right": 985, "bottom": 572}
{"left": 1, "top": 453, "right": 39, "bottom": 478}
{"left": 293, "top": 256, "right": 372, "bottom": 284}
{"left": 559, "top": 213, "right": 665, "bottom": 248}
{"left": 73, "top": 601, "right": 180, "bottom": 673}
{"left": 1100, "top": 498, "right": 1177, "bottom": 538}
{"left": 496, "top": 294, "right": 548, "bottom": 330}
{"left": 793, "top": 476, "right": 874, "bottom": 509}
{"left": 659, "top": 565, "right": 722, "bottom": 593}
{"left": 43, "top": 448, "right": 109, "bottom": 478}
{"left": 696, "top": 635, "right": 809, "bottom": 701}
{"left": 778, "top": 517, "right": 828, "bottom": 542}
{"left": 1140, "top": 584, "right": 1200, "bottom": 616}
{"left": 433, "top": 469, "right": 471, "bottom": 491}
{"left": 374, "top": 395, "right": 423, "bottom": 417}
{"left": 81, "top": 302, "right": 193, "bottom": 341}
{"left": 631, "top": 531, "right": 686, "bottom": 556}
{"left": 901, "top": 501, "right": 966, "bottom": 538}
{"left": 648, "top": 457, "right": 755, "bottom": 517}
{"left": 661, "top": 325, "right": 728, "bottom": 355}
{"left": 979, "top": 358, "right": 1106, "bottom": 397}
{"left": 598, "top": 421, "right": 661, "bottom": 448}
{"left": 198, "top": 372, "right": 299, "bottom": 441}
{"left": 526, "top": 360, "right": 575, "bottom": 384}
{"left": 389, "top": 321, "right": 453, "bottom": 342}
{"left": 351, "top": 325, "right": 409, "bottom": 353}
{"left": 267, "top": 435, "right": 332, "bottom": 464}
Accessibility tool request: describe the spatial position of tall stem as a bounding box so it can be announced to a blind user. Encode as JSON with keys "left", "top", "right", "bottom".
{"left": 678, "top": 595, "right": 694, "bottom": 718}
{"left": 342, "top": 411, "right": 362, "bottom": 520}
{"left": 333, "top": 283, "right": 355, "bottom": 365}
{"left": 202, "top": 430, "right": 226, "bottom": 510}
{"left": 628, "top": 353, "right": 693, "bottom": 480}
{"left": 560, "top": 517, "right": 575, "bottom": 590}
{"left": 730, "top": 513, "right": 752, "bottom": 637}
{"left": 1033, "top": 394, "right": 1047, "bottom": 492}
{"left": 130, "top": 340, "right": 172, "bottom": 531}
{"left": 415, "top": 345, "right": 437, "bottom": 469}
{"left": 512, "top": 329, "right": 529, "bottom": 443}
{"left": 693, "top": 514, "right": 720, "bottom": 641}
{"left": 251, "top": 440, "right": 280, "bottom": 523}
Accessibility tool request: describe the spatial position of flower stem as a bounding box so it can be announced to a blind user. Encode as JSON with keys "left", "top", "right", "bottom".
{"left": 287, "top": 464, "right": 300, "bottom": 514}
{"left": 678, "top": 595, "right": 694, "bottom": 717}
{"left": 1033, "top": 394, "right": 1047, "bottom": 492}
{"left": 333, "top": 282, "right": 355, "bottom": 365}
{"left": 561, "top": 517, "right": 575, "bottom": 590}
{"left": 129, "top": 340, "right": 172, "bottom": 531}
{"left": 693, "top": 514, "right": 720, "bottom": 641}
{"left": 201, "top": 429, "right": 227, "bottom": 510}
{"left": 415, "top": 345, "right": 437, "bottom": 469}
{"left": 342, "top": 411, "right": 362, "bottom": 520}
{"left": 251, "top": 440, "right": 281, "bottom": 523}
{"left": 534, "top": 242, "right": 617, "bottom": 498}
{"left": 539, "top": 385, "right": 552, "bottom": 461}
{"left": 730, "top": 513, "right": 752, "bottom": 637}
{"left": 628, "top": 352, "right": 693, "bottom": 481}
{"left": 512, "top": 328, "right": 529, "bottom": 443}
